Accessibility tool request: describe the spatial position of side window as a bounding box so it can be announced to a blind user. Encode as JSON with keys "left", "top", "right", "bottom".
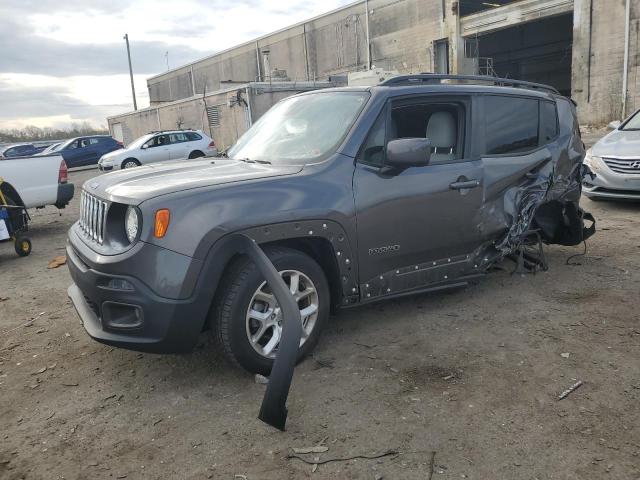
{"left": 145, "top": 135, "right": 169, "bottom": 148}
{"left": 392, "top": 102, "right": 464, "bottom": 164}
{"left": 357, "top": 111, "right": 386, "bottom": 166}
{"left": 89, "top": 138, "right": 100, "bottom": 145}
{"left": 186, "top": 132, "right": 202, "bottom": 141}
{"left": 539, "top": 101, "right": 559, "bottom": 145}
{"left": 484, "top": 96, "right": 539, "bottom": 155}
{"left": 169, "top": 133, "right": 188, "bottom": 143}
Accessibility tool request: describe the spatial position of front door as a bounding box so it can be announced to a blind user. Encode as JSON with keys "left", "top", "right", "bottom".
{"left": 140, "top": 134, "right": 171, "bottom": 164}
{"left": 353, "top": 95, "right": 484, "bottom": 299}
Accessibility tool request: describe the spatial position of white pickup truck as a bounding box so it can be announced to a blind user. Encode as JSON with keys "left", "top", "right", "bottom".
{"left": 0, "top": 155, "right": 74, "bottom": 209}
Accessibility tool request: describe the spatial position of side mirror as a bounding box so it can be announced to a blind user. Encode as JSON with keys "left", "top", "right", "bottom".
{"left": 141, "top": 144, "right": 148, "bottom": 149}
{"left": 385, "top": 138, "right": 431, "bottom": 169}
{"left": 608, "top": 120, "right": 622, "bottom": 130}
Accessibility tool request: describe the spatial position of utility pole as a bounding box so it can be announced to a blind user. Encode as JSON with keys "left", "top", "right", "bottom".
{"left": 123, "top": 33, "right": 138, "bottom": 111}
{"left": 364, "top": 0, "right": 371, "bottom": 70}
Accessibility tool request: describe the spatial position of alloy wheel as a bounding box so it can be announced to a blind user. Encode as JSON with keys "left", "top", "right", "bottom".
{"left": 245, "top": 269, "right": 319, "bottom": 358}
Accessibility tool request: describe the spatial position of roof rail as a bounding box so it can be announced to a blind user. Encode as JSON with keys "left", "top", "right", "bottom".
{"left": 379, "top": 74, "right": 559, "bottom": 94}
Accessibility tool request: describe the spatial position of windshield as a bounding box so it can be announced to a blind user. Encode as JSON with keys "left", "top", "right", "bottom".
{"left": 227, "top": 91, "right": 369, "bottom": 164}
{"left": 58, "top": 138, "right": 78, "bottom": 150}
{"left": 42, "top": 143, "right": 61, "bottom": 153}
{"left": 128, "top": 133, "right": 154, "bottom": 149}
{"left": 622, "top": 110, "right": 640, "bottom": 130}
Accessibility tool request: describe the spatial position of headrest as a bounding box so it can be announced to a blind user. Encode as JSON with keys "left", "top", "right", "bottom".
{"left": 426, "top": 111, "right": 456, "bottom": 148}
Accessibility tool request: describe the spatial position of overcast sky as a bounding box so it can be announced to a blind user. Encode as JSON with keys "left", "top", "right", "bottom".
{"left": 0, "top": 0, "right": 352, "bottom": 130}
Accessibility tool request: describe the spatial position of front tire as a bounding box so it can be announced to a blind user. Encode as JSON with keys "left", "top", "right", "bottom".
{"left": 121, "top": 158, "right": 140, "bottom": 169}
{"left": 213, "top": 246, "right": 329, "bottom": 375}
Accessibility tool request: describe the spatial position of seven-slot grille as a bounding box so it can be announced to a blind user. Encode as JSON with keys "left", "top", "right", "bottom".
{"left": 603, "top": 157, "right": 640, "bottom": 175}
{"left": 79, "top": 191, "right": 108, "bottom": 244}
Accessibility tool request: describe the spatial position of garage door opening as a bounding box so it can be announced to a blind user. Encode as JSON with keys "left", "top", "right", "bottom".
{"left": 466, "top": 13, "right": 573, "bottom": 96}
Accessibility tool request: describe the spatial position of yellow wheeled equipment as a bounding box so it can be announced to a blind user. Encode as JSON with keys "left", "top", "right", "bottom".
{"left": 0, "top": 177, "right": 32, "bottom": 257}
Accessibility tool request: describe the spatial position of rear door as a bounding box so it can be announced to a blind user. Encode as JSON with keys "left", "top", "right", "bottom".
{"left": 477, "top": 94, "right": 558, "bottom": 250}
{"left": 168, "top": 132, "right": 190, "bottom": 160}
{"left": 353, "top": 94, "right": 485, "bottom": 298}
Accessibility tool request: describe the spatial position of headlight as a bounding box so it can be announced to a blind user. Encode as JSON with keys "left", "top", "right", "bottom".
{"left": 584, "top": 149, "right": 603, "bottom": 172}
{"left": 125, "top": 206, "right": 140, "bottom": 243}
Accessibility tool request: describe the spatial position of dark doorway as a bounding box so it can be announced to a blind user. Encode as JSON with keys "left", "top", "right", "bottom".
{"left": 472, "top": 13, "right": 573, "bottom": 96}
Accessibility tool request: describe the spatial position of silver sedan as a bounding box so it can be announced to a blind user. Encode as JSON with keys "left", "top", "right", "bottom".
{"left": 583, "top": 111, "right": 640, "bottom": 200}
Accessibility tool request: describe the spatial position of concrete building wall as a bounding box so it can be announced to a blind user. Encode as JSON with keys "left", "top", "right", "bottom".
{"left": 147, "top": 0, "right": 444, "bottom": 103}
{"left": 572, "top": 0, "right": 640, "bottom": 124}
{"left": 140, "top": 0, "right": 638, "bottom": 126}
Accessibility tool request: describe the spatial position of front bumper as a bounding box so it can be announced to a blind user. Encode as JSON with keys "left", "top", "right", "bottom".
{"left": 582, "top": 167, "right": 640, "bottom": 200}
{"left": 66, "top": 239, "right": 209, "bottom": 353}
{"left": 98, "top": 164, "right": 114, "bottom": 172}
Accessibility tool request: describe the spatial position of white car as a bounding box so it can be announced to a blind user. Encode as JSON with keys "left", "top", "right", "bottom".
{"left": 98, "top": 130, "right": 217, "bottom": 171}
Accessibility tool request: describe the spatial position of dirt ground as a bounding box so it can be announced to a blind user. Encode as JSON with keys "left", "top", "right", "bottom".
{"left": 1, "top": 130, "right": 639, "bottom": 479}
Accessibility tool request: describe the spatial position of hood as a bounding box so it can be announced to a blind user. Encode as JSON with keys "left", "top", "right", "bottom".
{"left": 83, "top": 159, "right": 303, "bottom": 204}
{"left": 100, "top": 149, "right": 124, "bottom": 161}
{"left": 592, "top": 129, "right": 640, "bottom": 157}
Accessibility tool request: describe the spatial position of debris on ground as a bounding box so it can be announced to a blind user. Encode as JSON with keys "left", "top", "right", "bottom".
{"left": 292, "top": 446, "right": 329, "bottom": 454}
{"left": 561, "top": 352, "right": 571, "bottom": 358}
{"left": 47, "top": 255, "right": 67, "bottom": 269}
{"left": 287, "top": 449, "right": 398, "bottom": 466}
{"left": 427, "top": 451, "right": 436, "bottom": 480}
{"left": 558, "top": 380, "right": 584, "bottom": 400}
{"left": 312, "top": 357, "right": 335, "bottom": 369}
{"left": 254, "top": 374, "right": 269, "bottom": 384}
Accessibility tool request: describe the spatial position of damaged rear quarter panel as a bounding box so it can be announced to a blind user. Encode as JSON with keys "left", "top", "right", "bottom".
{"left": 475, "top": 96, "right": 587, "bottom": 263}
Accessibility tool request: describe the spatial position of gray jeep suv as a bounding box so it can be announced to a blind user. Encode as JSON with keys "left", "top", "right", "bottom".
{"left": 67, "top": 75, "right": 593, "bottom": 375}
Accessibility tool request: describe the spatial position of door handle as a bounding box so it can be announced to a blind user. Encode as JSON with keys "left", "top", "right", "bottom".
{"left": 449, "top": 179, "right": 480, "bottom": 190}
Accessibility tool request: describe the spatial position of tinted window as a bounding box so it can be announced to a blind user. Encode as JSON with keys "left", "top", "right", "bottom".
{"left": 78, "top": 138, "right": 95, "bottom": 148}
{"left": 484, "top": 96, "right": 539, "bottom": 155}
{"left": 186, "top": 132, "right": 202, "bottom": 141}
{"left": 539, "top": 101, "right": 558, "bottom": 145}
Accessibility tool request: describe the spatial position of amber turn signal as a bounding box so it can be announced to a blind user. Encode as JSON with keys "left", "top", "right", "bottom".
{"left": 154, "top": 209, "right": 170, "bottom": 238}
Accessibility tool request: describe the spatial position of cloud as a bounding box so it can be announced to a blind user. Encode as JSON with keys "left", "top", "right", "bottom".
{"left": 0, "top": 18, "right": 204, "bottom": 77}
{"left": 0, "top": 74, "right": 145, "bottom": 129}
{"left": 0, "top": 0, "right": 353, "bottom": 128}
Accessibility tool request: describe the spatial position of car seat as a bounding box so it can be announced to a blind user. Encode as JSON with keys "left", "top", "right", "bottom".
{"left": 426, "top": 111, "right": 457, "bottom": 162}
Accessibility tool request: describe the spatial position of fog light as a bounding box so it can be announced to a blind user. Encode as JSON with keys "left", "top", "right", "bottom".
{"left": 102, "top": 302, "right": 143, "bottom": 329}
{"left": 107, "top": 278, "right": 135, "bottom": 291}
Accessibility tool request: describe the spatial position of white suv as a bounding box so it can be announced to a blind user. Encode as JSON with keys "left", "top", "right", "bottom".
{"left": 98, "top": 130, "right": 217, "bottom": 170}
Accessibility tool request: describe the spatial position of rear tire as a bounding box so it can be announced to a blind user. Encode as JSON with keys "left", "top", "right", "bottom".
{"left": 121, "top": 158, "right": 140, "bottom": 169}
{"left": 213, "top": 246, "right": 329, "bottom": 375}
{"left": 188, "top": 150, "right": 205, "bottom": 159}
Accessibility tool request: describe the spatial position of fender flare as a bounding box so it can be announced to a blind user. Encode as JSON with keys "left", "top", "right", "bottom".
{"left": 235, "top": 219, "right": 359, "bottom": 306}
